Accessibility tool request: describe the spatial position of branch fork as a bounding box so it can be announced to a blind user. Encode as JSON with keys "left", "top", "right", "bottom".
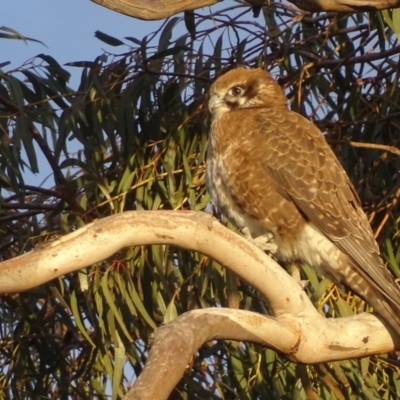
{"left": 0, "top": 211, "right": 397, "bottom": 400}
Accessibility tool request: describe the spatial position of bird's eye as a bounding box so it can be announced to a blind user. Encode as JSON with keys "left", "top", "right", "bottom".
{"left": 229, "top": 86, "right": 244, "bottom": 96}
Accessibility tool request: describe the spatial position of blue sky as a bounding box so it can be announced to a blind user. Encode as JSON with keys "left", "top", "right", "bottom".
{"left": 1, "top": 1, "right": 242, "bottom": 76}
{"left": 0, "top": 0, "right": 188, "bottom": 186}
{"left": 1, "top": 0, "right": 165, "bottom": 82}
{"left": 0, "top": 1, "right": 242, "bottom": 187}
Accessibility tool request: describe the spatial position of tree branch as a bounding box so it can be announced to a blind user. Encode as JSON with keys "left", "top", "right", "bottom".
{"left": 124, "top": 308, "right": 397, "bottom": 400}
{"left": 0, "top": 210, "right": 398, "bottom": 399}
{"left": 91, "top": 0, "right": 217, "bottom": 20}
{"left": 289, "top": 0, "right": 400, "bottom": 11}
{"left": 91, "top": 0, "right": 400, "bottom": 20}
{"left": 0, "top": 211, "right": 309, "bottom": 316}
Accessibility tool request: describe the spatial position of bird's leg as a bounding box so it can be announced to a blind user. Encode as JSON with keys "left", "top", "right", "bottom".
{"left": 241, "top": 227, "right": 278, "bottom": 254}
{"left": 241, "top": 228, "right": 307, "bottom": 288}
{"left": 287, "top": 261, "right": 309, "bottom": 289}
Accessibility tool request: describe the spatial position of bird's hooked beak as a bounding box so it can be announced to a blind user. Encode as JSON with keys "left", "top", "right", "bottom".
{"left": 208, "top": 94, "right": 228, "bottom": 116}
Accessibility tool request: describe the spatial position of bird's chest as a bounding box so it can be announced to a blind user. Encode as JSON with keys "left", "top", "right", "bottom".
{"left": 206, "top": 121, "right": 305, "bottom": 249}
{"left": 206, "top": 138, "right": 245, "bottom": 225}
{"left": 206, "top": 129, "right": 272, "bottom": 235}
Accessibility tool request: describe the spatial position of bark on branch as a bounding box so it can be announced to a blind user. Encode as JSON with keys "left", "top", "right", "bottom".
{"left": 289, "top": 0, "right": 400, "bottom": 11}
{"left": 90, "top": 0, "right": 400, "bottom": 20}
{"left": 0, "top": 210, "right": 398, "bottom": 399}
{"left": 0, "top": 211, "right": 307, "bottom": 317}
{"left": 91, "top": 0, "right": 216, "bottom": 20}
{"left": 124, "top": 309, "right": 396, "bottom": 400}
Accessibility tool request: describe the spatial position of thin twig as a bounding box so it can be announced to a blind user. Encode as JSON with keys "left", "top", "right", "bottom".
{"left": 348, "top": 141, "right": 400, "bottom": 157}
{"left": 374, "top": 187, "right": 400, "bottom": 238}
{"left": 0, "top": 203, "right": 60, "bottom": 211}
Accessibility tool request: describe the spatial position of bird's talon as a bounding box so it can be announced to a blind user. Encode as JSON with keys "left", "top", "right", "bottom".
{"left": 241, "top": 228, "right": 277, "bottom": 254}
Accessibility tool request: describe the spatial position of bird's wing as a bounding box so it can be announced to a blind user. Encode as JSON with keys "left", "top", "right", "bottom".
{"left": 255, "top": 108, "right": 399, "bottom": 302}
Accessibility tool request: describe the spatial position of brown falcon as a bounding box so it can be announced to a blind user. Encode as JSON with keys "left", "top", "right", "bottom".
{"left": 206, "top": 67, "right": 400, "bottom": 336}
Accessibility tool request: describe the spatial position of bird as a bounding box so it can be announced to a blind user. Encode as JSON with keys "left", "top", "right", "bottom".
{"left": 206, "top": 67, "right": 400, "bottom": 337}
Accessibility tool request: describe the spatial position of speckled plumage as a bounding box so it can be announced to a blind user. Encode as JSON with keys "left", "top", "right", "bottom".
{"left": 206, "top": 67, "right": 400, "bottom": 336}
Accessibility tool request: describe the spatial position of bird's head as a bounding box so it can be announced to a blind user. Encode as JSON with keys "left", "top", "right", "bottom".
{"left": 208, "top": 67, "right": 287, "bottom": 118}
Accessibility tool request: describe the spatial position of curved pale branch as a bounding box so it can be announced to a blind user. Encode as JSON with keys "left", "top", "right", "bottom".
{"left": 91, "top": 0, "right": 216, "bottom": 20}
{"left": 91, "top": 0, "right": 400, "bottom": 20}
{"left": 124, "top": 309, "right": 397, "bottom": 400}
{"left": 0, "top": 210, "right": 399, "bottom": 399}
{"left": 290, "top": 0, "right": 400, "bottom": 11}
{"left": 0, "top": 210, "right": 311, "bottom": 317}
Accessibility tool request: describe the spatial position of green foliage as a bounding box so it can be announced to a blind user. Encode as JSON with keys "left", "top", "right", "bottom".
{"left": 0, "top": 4, "right": 400, "bottom": 399}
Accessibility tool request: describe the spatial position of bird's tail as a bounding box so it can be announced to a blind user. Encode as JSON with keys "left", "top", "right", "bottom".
{"left": 367, "top": 289, "right": 400, "bottom": 339}
{"left": 347, "top": 257, "right": 400, "bottom": 339}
